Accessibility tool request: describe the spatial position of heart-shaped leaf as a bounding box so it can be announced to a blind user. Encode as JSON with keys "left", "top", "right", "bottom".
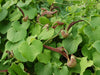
{"left": 18, "top": 40, "right": 43, "bottom": 62}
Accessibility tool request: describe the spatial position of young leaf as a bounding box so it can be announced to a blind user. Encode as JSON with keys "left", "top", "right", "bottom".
{"left": 80, "top": 57, "right": 93, "bottom": 75}
{"left": 39, "top": 16, "right": 50, "bottom": 25}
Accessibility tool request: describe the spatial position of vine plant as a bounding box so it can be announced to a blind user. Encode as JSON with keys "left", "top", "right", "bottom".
{"left": 0, "top": 0, "right": 100, "bottom": 75}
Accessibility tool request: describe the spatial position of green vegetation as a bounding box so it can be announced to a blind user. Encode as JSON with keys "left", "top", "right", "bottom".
{"left": 0, "top": 0, "right": 100, "bottom": 75}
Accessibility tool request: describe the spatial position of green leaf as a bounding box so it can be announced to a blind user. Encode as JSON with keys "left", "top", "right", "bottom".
{"left": 38, "top": 28, "right": 54, "bottom": 40}
{"left": 95, "top": 70, "right": 100, "bottom": 75}
{"left": 81, "top": 44, "right": 95, "bottom": 59}
{"left": 58, "top": 66, "right": 69, "bottom": 75}
{"left": 1, "top": 40, "right": 24, "bottom": 60}
{"left": 96, "top": 3, "right": 100, "bottom": 10}
{"left": 0, "top": 22, "right": 11, "bottom": 34}
{"left": 84, "top": 25, "right": 100, "bottom": 42}
{"left": 17, "top": 0, "right": 32, "bottom": 7}
{"left": 93, "top": 52, "right": 100, "bottom": 67}
{"left": 3, "top": 0, "right": 17, "bottom": 9}
{"left": 63, "top": 35, "right": 82, "bottom": 54}
{"left": 30, "top": 23, "right": 41, "bottom": 36}
{"left": 93, "top": 40, "right": 100, "bottom": 53}
{"left": 90, "top": 17, "right": 100, "bottom": 28}
{"left": 12, "top": 21, "right": 30, "bottom": 30}
{"left": 51, "top": 51, "right": 62, "bottom": 66}
{"left": 35, "top": 63, "right": 52, "bottom": 75}
{"left": 18, "top": 40, "right": 43, "bottom": 62}
{"left": 8, "top": 63, "right": 27, "bottom": 75}
{"left": 55, "top": 0, "right": 63, "bottom": 4}
{"left": 7, "top": 21, "right": 30, "bottom": 42}
{"left": 80, "top": 57, "right": 93, "bottom": 75}
{"left": 53, "top": 65, "right": 69, "bottom": 75}
{"left": 26, "top": 35, "right": 36, "bottom": 45}
{"left": 0, "top": 60, "right": 10, "bottom": 70}
{"left": 39, "top": 16, "right": 50, "bottom": 25}
{"left": 37, "top": 49, "right": 51, "bottom": 64}
{"left": 83, "top": 70, "right": 91, "bottom": 75}
{"left": 22, "top": 7, "right": 37, "bottom": 19}
{"left": 0, "top": 8, "right": 8, "bottom": 21}
{"left": 9, "top": 9, "right": 22, "bottom": 21}
{"left": 47, "top": 0, "right": 54, "bottom": 5}
{"left": 7, "top": 28, "right": 26, "bottom": 42}
{"left": 67, "top": 5, "right": 78, "bottom": 13}
{"left": 13, "top": 49, "right": 27, "bottom": 62}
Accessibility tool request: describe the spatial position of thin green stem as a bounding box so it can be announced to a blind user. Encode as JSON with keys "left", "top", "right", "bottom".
{"left": 83, "top": 19, "right": 91, "bottom": 25}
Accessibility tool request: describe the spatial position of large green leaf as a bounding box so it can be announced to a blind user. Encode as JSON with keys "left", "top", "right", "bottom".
{"left": 18, "top": 40, "right": 43, "bottom": 62}
{"left": 35, "top": 63, "right": 52, "bottom": 75}
{"left": 1, "top": 40, "right": 24, "bottom": 60}
{"left": 93, "top": 40, "right": 100, "bottom": 53}
{"left": 7, "top": 21, "right": 30, "bottom": 42}
{"left": 63, "top": 35, "right": 82, "bottom": 54}
{"left": 9, "top": 9, "right": 22, "bottom": 21}
{"left": 7, "top": 28, "right": 26, "bottom": 42}
{"left": 38, "top": 28, "right": 54, "bottom": 40}
{"left": 80, "top": 57, "right": 93, "bottom": 75}
{"left": 0, "top": 8, "right": 8, "bottom": 21}
{"left": 3, "top": 0, "right": 17, "bottom": 9}
{"left": 81, "top": 44, "right": 95, "bottom": 59}
{"left": 90, "top": 17, "right": 100, "bottom": 28}
{"left": 22, "top": 6, "right": 37, "bottom": 19}
{"left": 0, "top": 22, "right": 11, "bottom": 34}
{"left": 37, "top": 49, "right": 51, "bottom": 64}
{"left": 53, "top": 65, "right": 69, "bottom": 75}
{"left": 93, "top": 52, "right": 100, "bottom": 67}
{"left": 84, "top": 25, "right": 100, "bottom": 42}
{"left": 17, "top": 0, "right": 32, "bottom": 7}
{"left": 13, "top": 49, "right": 27, "bottom": 62}
{"left": 35, "top": 62, "right": 69, "bottom": 75}
{"left": 8, "top": 63, "right": 27, "bottom": 75}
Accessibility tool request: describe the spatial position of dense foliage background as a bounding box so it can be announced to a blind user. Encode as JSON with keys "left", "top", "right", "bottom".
{"left": 0, "top": 0, "right": 100, "bottom": 75}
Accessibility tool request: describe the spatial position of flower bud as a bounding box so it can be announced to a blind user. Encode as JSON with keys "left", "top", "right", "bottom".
{"left": 61, "top": 30, "right": 69, "bottom": 38}
{"left": 67, "top": 55, "right": 77, "bottom": 68}
{"left": 23, "top": 16, "right": 28, "bottom": 22}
